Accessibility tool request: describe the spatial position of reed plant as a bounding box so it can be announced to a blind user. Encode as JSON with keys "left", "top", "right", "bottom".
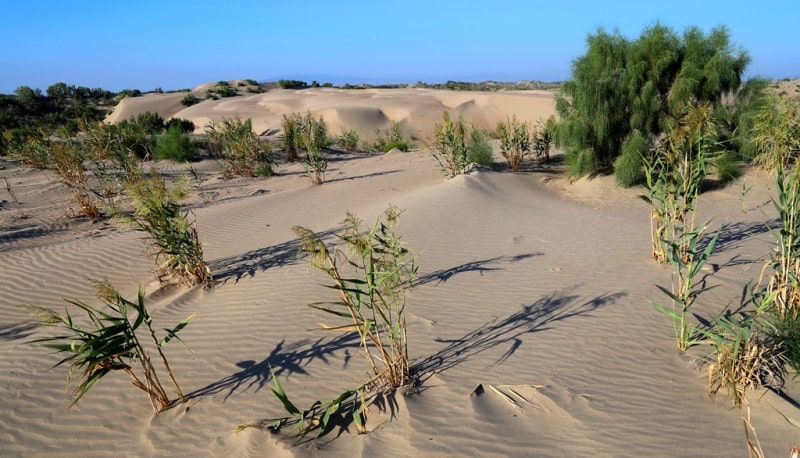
{"left": 339, "top": 128, "right": 360, "bottom": 152}
{"left": 26, "top": 281, "right": 195, "bottom": 413}
{"left": 652, "top": 225, "right": 720, "bottom": 351}
{"left": 206, "top": 117, "right": 273, "bottom": 177}
{"left": 702, "top": 294, "right": 786, "bottom": 458}
{"left": 303, "top": 141, "right": 327, "bottom": 185}
{"left": 293, "top": 206, "right": 416, "bottom": 389}
{"left": 640, "top": 103, "right": 717, "bottom": 263}
{"left": 116, "top": 169, "right": 212, "bottom": 287}
{"left": 496, "top": 115, "right": 532, "bottom": 170}
{"left": 50, "top": 139, "right": 102, "bottom": 219}
{"left": 531, "top": 116, "right": 556, "bottom": 164}
{"left": 240, "top": 207, "right": 417, "bottom": 441}
{"left": 430, "top": 111, "right": 469, "bottom": 177}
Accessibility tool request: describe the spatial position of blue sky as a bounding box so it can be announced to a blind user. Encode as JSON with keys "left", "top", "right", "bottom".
{"left": 1, "top": 0, "right": 797, "bottom": 94}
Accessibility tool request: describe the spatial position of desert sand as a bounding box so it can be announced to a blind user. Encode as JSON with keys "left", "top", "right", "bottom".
{"left": 1, "top": 85, "right": 799, "bottom": 456}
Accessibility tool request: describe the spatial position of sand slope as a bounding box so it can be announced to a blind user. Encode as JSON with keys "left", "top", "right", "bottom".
{"left": 2, "top": 90, "right": 800, "bottom": 456}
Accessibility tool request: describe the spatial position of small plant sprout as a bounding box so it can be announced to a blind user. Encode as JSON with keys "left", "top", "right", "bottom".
{"left": 26, "top": 281, "right": 195, "bottom": 413}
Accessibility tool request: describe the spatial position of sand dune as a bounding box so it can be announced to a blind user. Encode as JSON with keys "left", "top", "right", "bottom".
{"left": 2, "top": 85, "right": 800, "bottom": 456}
{"left": 106, "top": 86, "right": 558, "bottom": 141}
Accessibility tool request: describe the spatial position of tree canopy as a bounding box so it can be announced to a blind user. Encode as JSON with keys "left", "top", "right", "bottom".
{"left": 555, "top": 23, "right": 752, "bottom": 186}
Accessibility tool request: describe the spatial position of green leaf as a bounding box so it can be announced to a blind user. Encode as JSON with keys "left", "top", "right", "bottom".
{"left": 269, "top": 368, "right": 300, "bottom": 415}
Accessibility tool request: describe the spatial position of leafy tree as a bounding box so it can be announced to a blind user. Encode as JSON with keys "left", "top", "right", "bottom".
{"left": 555, "top": 23, "right": 751, "bottom": 186}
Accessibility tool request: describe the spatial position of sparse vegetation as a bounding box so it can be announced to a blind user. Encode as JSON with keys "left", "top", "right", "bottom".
{"left": 26, "top": 281, "right": 195, "bottom": 413}
{"left": 339, "top": 128, "right": 360, "bottom": 152}
{"left": 115, "top": 169, "right": 212, "bottom": 287}
{"left": 496, "top": 115, "right": 532, "bottom": 170}
{"left": 206, "top": 117, "right": 273, "bottom": 177}
{"left": 239, "top": 206, "right": 417, "bottom": 440}
{"left": 154, "top": 125, "right": 197, "bottom": 162}
{"left": 372, "top": 121, "right": 412, "bottom": 153}
{"left": 50, "top": 139, "right": 102, "bottom": 218}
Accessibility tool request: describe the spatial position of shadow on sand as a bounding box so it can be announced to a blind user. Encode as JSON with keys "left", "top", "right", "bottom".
{"left": 411, "top": 290, "right": 627, "bottom": 377}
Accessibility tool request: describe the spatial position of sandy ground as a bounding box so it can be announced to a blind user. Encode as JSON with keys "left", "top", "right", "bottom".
{"left": 2, "top": 86, "right": 800, "bottom": 456}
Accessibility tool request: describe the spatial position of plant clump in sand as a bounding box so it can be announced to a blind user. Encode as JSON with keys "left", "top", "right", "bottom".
{"left": 237, "top": 206, "right": 417, "bottom": 441}
{"left": 26, "top": 281, "right": 195, "bottom": 413}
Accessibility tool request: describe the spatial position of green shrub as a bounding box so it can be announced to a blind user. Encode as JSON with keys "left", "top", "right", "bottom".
{"left": 339, "top": 128, "right": 360, "bottom": 152}
{"left": 614, "top": 130, "right": 646, "bottom": 187}
{"left": 155, "top": 125, "right": 197, "bottom": 162}
{"left": 565, "top": 148, "right": 596, "bottom": 177}
{"left": 180, "top": 93, "right": 199, "bottom": 107}
{"left": 430, "top": 112, "right": 469, "bottom": 177}
{"left": 373, "top": 122, "right": 412, "bottom": 153}
{"left": 206, "top": 117, "right": 273, "bottom": 177}
{"left": 281, "top": 112, "right": 329, "bottom": 161}
{"left": 468, "top": 127, "right": 494, "bottom": 167}
{"left": 496, "top": 115, "right": 532, "bottom": 170}
{"left": 4, "top": 127, "right": 51, "bottom": 168}
{"left": 26, "top": 281, "right": 195, "bottom": 413}
{"left": 165, "top": 118, "right": 195, "bottom": 134}
{"left": 278, "top": 79, "right": 308, "bottom": 89}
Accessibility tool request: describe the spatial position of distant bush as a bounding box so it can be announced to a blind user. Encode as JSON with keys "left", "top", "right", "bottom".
{"left": 279, "top": 79, "right": 308, "bottom": 89}
{"left": 281, "top": 112, "right": 329, "bottom": 161}
{"left": 124, "top": 111, "right": 165, "bottom": 135}
{"left": 155, "top": 125, "right": 197, "bottom": 162}
{"left": 245, "top": 79, "right": 259, "bottom": 85}
{"left": 165, "top": 118, "right": 195, "bottom": 134}
{"left": 373, "top": 122, "right": 412, "bottom": 153}
{"left": 180, "top": 93, "right": 199, "bottom": 107}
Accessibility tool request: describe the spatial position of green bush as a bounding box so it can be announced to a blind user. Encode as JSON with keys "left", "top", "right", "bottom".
{"left": 373, "top": 122, "right": 412, "bottom": 153}
{"left": 339, "top": 128, "right": 360, "bottom": 152}
{"left": 468, "top": 127, "right": 494, "bottom": 167}
{"left": 496, "top": 115, "right": 532, "bottom": 170}
{"left": 430, "top": 112, "right": 469, "bottom": 177}
{"left": 180, "top": 93, "right": 199, "bottom": 107}
{"left": 165, "top": 118, "right": 195, "bottom": 134}
{"left": 565, "top": 148, "right": 596, "bottom": 177}
{"left": 279, "top": 79, "right": 308, "bottom": 89}
{"left": 155, "top": 125, "right": 197, "bottom": 162}
{"left": 206, "top": 117, "right": 273, "bottom": 177}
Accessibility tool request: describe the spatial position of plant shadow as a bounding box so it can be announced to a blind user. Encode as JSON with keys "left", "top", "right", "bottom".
{"left": 415, "top": 253, "right": 543, "bottom": 286}
{"left": 210, "top": 229, "right": 337, "bottom": 285}
{"left": 411, "top": 290, "right": 627, "bottom": 376}
{"left": 186, "top": 332, "right": 362, "bottom": 401}
{"left": 0, "top": 320, "right": 39, "bottom": 341}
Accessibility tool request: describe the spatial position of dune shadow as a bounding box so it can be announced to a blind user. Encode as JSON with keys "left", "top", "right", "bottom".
{"left": 415, "top": 253, "right": 543, "bottom": 286}
{"left": 411, "top": 290, "right": 626, "bottom": 376}
{"left": 186, "top": 332, "right": 361, "bottom": 401}
{"left": 210, "top": 229, "right": 336, "bottom": 284}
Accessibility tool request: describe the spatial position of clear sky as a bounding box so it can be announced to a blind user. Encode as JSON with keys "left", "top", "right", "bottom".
{"left": 1, "top": 0, "right": 797, "bottom": 94}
